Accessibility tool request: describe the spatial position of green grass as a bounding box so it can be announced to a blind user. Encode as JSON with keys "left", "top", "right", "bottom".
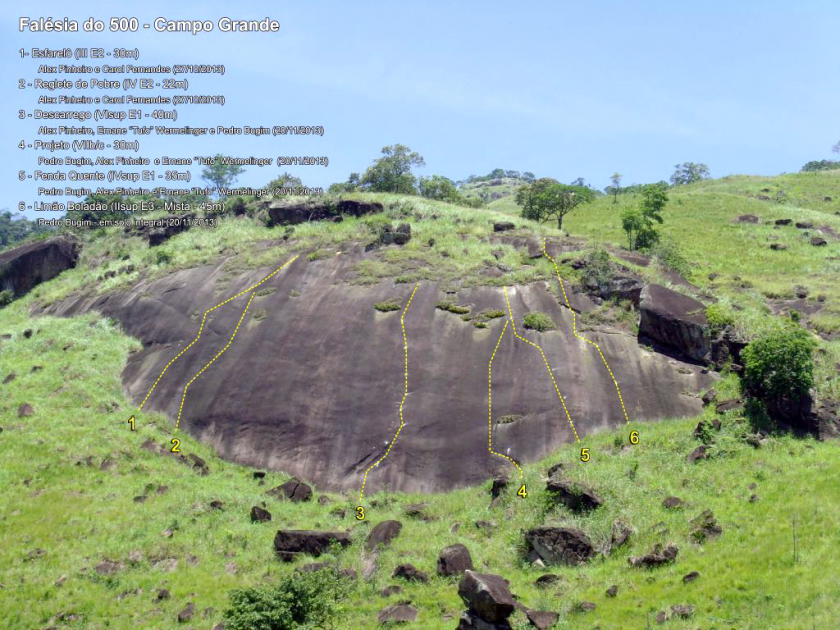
{"left": 1, "top": 299, "right": 837, "bottom": 628}
{"left": 374, "top": 301, "right": 401, "bottom": 313}
{"left": 523, "top": 311, "right": 557, "bottom": 332}
{"left": 436, "top": 301, "right": 471, "bottom": 315}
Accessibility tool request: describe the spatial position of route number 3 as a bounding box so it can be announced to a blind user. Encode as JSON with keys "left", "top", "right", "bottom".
{"left": 355, "top": 506, "right": 366, "bottom": 521}
{"left": 580, "top": 447, "right": 590, "bottom": 462}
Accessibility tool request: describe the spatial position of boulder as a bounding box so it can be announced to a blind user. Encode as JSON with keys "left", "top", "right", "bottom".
{"left": 534, "top": 574, "right": 560, "bottom": 588}
{"left": 546, "top": 477, "right": 603, "bottom": 512}
{"left": 177, "top": 602, "right": 194, "bottom": 623}
{"left": 709, "top": 326, "right": 748, "bottom": 370}
{"left": 378, "top": 603, "right": 418, "bottom": 623}
{"left": 810, "top": 236, "right": 828, "bottom": 247}
{"left": 736, "top": 214, "right": 759, "bottom": 223}
{"left": 268, "top": 478, "right": 312, "bottom": 502}
{"left": 273, "top": 530, "right": 351, "bottom": 562}
{"left": 639, "top": 284, "right": 710, "bottom": 361}
{"left": 610, "top": 521, "right": 633, "bottom": 549}
{"left": 18, "top": 403, "right": 34, "bottom": 417}
{"left": 250, "top": 506, "right": 272, "bottom": 523}
{"left": 365, "top": 520, "right": 403, "bottom": 551}
{"left": 381, "top": 223, "right": 412, "bottom": 246}
{"left": 525, "top": 527, "right": 594, "bottom": 566}
{"left": 701, "top": 388, "right": 718, "bottom": 406}
{"left": 392, "top": 563, "right": 428, "bottom": 583}
{"left": 185, "top": 453, "right": 209, "bottom": 475}
{"left": 458, "top": 571, "right": 515, "bottom": 624}
{"left": 490, "top": 475, "right": 509, "bottom": 499}
{"left": 795, "top": 221, "right": 814, "bottom": 229}
{"left": 662, "top": 496, "right": 684, "bottom": 509}
{"left": 671, "top": 604, "right": 694, "bottom": 619}
{"left": 628, "top": 543, "right": 679, "bottom": 568}
{"left": 775, "top": 218, "right": 792, "bottom": 225}
{"left": 0, "top": 236, "right": 80, "bottom": 298}
{"left": 457, "top": 611, "right": 511, "bottom": 629}
{"left": 438, "top": 543, "right": 474, "bottom": 576}
{"left": 716, "top": 398, "right": 744, "bottom": 413}
{"left": 690, "top": 509, "right": 722, "bottom": 542}
{"left": 493, "top": 222, "right": 515, "bottom": 232}
{"left": 687, "top": 445, "right": 709, "bottom": 463}
{"left": 524, "top": 608, "right": 559, "bottom": 629}
{"left": 606, "top": 585, "right": 618, "bottom": 598}
{"left": 682, "top": 571, "right": 700, "bottom": 583}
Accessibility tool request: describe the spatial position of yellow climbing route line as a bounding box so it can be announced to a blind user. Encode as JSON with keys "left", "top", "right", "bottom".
{"left": 358, "top": 283, "right": 420, "bottom": 504}
{"left": 487, "top": 320, "right": 523, "bottom": 477}
{"left": 542, "top": 238, "right": 630, "bottom": 425}
{"left": 175, "top": 292, "right": 256, "bottom": 432}
{"left": 137, "top": 255, "right": 299, "bottom": 411}
{"left": 503, "top": 286, "right": 581, "bottom": 443}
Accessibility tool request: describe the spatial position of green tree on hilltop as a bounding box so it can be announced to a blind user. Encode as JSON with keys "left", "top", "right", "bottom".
{"left": 515, "top": 178, "right": 595, "bottom": 231}
{"left": 360, "top": 144, "right": 425, "bottom": 194}
{"left": 418, "top": 175, "right": 461, "bottom": 203}
{"left": 202, "top": 154, "right": 245, "bottom": 197}
{"left": 610, "top": 172, "right": 622, "bottom": 204}
{"left": 622, "top": 182, "right": 668, "bottom": 250}
{"left": 670, "top": 162, "right": 710, "bottom": 186}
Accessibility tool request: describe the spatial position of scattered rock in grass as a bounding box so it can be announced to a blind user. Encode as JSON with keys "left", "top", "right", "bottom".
{"left": 381, "top": 585, "right": 402, "bottom": 597}
{"left": 656, "top": 610, "right": 668, "bottom": 623}
{"left": 525, "top": 608, "right": 560, "bottom": 629}
{"left": 545, "top": 477, "right": 603, "bottom": 512}
{"left": 186, "top": 453, "right": 209, "bottom": 475}
{"left": 54, "top": 575, "right": 67, "bottom": 587}
{"left": 687, "top": 445, "right": 709, "bottom": 463}
{"left": 795, "top": 221, "right": 813, "bottom": 229}
{"left": 525, "top": 527, "right": 594, "bottom": 566}
{"left": 545, "top": 462, "right": 565, "bottom": 478}
{"left": 775, "top": 218, "right": 792, "bottom": 225}
{"left": 133, "top": 495, "right": 147, "bottom": 503}
{"left": 535, "top": 574, "right": 561, "bottom": 588}
{"left": 18, "top": 403, "right": 34, "bottom": 417}
{"left": 177, "top": 602, "right": 194, "bottom": 623}
{"left": 736, "top": 214, "right": 759, "bottom": 223}
{"left": 716, "top": 398, "right": 744, "bottom": 413}
{"left": 94, "top": 560, "right": 123, "bottom": 575}
{"left": 811, "top": 236, "right": 827, "bottom": 246}
{"left": 127, "top": 550, "right": 143, "bottom": 564}
{"left": 250, "top": 505, "right": 272, "bottom": 523}
{"left": 438, "top": 543, "right": 474, "bottom": 577}
{"left": 611, "top": 521, "right": 634, "bottom": 550}
{"left": 682, "top": 571, "right": 700, "bottom": 584}
{"left": 701, "top": 388, "right": 717, "bottom": 406}
{"left": 606, "top": 585, "right": 618, "bottom": 597}
{"left": 318, "top": 495, "right": 331, "bottom": 505}
{"left": 494, "top": 222, "right": 515, "bottom": 232}
{"left": 156, "top": 589, "right": 170, "bottom": 600}
{"left": 393, "top": 564, "right": 428, "bottom": 583}
{"left": 23, "top": 329, "right": 33, "bottom": 338}
{"left": 366, "top": 520, "right": 403, "bottom": 551}
{"left": 629, "top": 543, "right": 679, "bottom": 568}
{"left": 381, "top": 223, "right": 412, "bottom": 246}
{"left": 662, "top": 496, "right": 684, "bottom": 510}
{"left": 2, "top": 373, "right": 15, "bottom": 384}
{"left": 99, "top": 458, "right": 115, "bottom": 471}
{"left": 770, "top": 243, "right": 788, "bottom": 251}
{"left": 474, "top": 520, "right": 497, "bottom": 534}
{"left": 404, "top": 503, "right": 436, "bottom": 521}
{"left": 690, "top": 509, "right": 722, "bottom": 542}
{"left": 253, "top": 471, "right": 266, "bottom": 479}
{"left": 574, "top": 602, "right": 596, "bottom": 613}
{"left": 378, "top": 604, "right": 418, "bottom": 623}
{"left": 671, "top": 604, "right": 694, "bottom": 619}
{"left": 153, "top": 558, "right": 178, "bottom": 572}
{"left": 490, "top": 475, "right": 509, "bottom": 499}
{"left": 267, "top": 478, "right": 312, "bottom": 503}
{"left": 209, "top": 500, "right": 224, "bottom": 510}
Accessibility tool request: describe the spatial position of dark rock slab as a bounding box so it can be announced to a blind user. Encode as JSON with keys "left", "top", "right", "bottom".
{"left": 629, "top": 543, "right": 679, "bottom": 567}
{"left": 493, "top": 222, "right": 515, "bottom": 232}
{"left": 0, "top": 236, "right": 80, "bottom": 298}
{"left": 525, "top": 608, "right": 559, "bottom": 629}
{"left": 273, "top": 530, "right": 351, "bottom": 562}
{"left": 458, "top": 570, "right": 515, "bottom": 623}
{"left": 378, "top": 603, "right": 418, "bottom": 623}
{"left": 525, "top": 527, "right": 594, "bottom": 566}
{"left": 365, "top": 520, "right": 403, "bottom": 551}
{"left": 690, "top": 509, "right": 722, "bottom": 542}
{"left": 268, "top": 478, "right": 312, "bottom": 503}
{"left": 267, "top": 199, "right": 383, "bottom": 226}
{"left": 393, "top": 563, "right": 428, "bottom": 583}
{"left": 250, "top": 506, "right": 271, "bottom": 522}
{"left": 639, "top": 284, "right": 710, "bottom": 361}
{"left": 546, "top": 477, "right": 603, "bottom": 512}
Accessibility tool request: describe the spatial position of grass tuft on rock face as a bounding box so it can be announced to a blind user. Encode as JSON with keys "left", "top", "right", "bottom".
{"left": 374, "top": 300, "right": 401, "bottom": 312}
{"left": 436, "top": 301, "right": 471, "bottom": 315}
{"left": 523, "top": 311, "right": 556, "bottom": 332}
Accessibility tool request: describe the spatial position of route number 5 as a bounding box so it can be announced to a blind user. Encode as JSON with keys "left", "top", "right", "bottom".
{"left": 580, "top": 447, "right": 590, "bottom": 462}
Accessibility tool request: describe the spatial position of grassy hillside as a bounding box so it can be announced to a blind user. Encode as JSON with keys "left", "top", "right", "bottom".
{"left": 1, "top": 175, "right": 838, "bottom": 628}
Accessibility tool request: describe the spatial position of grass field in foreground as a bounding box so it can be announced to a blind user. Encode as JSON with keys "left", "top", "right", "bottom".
{"left": 1, "top": 290, "right": 838, "bottom": 629}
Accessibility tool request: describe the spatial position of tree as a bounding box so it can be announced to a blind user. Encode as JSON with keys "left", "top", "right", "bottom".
{"left": 267, "top": 172, "right": 303, "bottom": 194}
{"left": 418, "top": 175, "right": 461, "bottom": 202}
{"left": 360, "top": 144, "right": 425, "bottom": 194}
{"left": 522, "top": 172, "right": 536, "bottom": 183}
{"left": 833, "top": 140, "right": 840, "bottom": 154}
{"left": 621, "top": 183, "right": 668, "bottom": 250}
{"left": 801, "top": 160, "right": 840, "bottom": 172}
{"left": 670, "top": 162, "right": 710, "bottom": 186}
{"left": 202, "top": 155, "right": 245, "bottom": 197}
{"left": 515, "top": 178, "right": 595, "bottom": 230}
{"left": 742, "top": 326, "right": 816, "bottom": 403}
{"left": 610, "top": 172, "right": 622, "bottom": 204}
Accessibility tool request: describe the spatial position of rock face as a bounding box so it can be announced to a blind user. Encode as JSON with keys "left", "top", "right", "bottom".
{"left": 365, "top": 520, "right": 403, "bottom": 551}
{"left": 583, "top": 274, "right": 644, "bottom": 307}
{"left": 525, "top": 527, "right": 594, "bottom": 566}
{"left": 545, "top": 477, "right": 603, "bottom": 512}
{"left": 639, "top": 284, "right": 710, "bottom": 361}
{"left": 458, "top": 571, "right": 515, "bottom": 624}
{"left": 0, "top": 236, "right": 80, "bottom": 298}
{"left": 43, "top": 253, "right": 713, "bottom": 493}
{"left": 267, "top": 199, "right": 383, "bottom": 226}
{"left": 273, "top": 530, "right": 351, "bottom": 562}
{"left": 437, "top": 543, "right": 474, "bottom": 576}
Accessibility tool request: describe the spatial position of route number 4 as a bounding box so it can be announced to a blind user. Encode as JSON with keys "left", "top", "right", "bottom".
{"left": 517, "top": 484, "right": 527, "bottom": 499}
{"left": 580, "top": 447, "right": 590, "bottom": 462}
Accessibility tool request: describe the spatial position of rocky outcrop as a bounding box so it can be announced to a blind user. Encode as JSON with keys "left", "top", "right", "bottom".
{"left": 380, "top": 223, "right": 411, "bottom": 245}
{"left": 545, "top": 477, "right": 603, "bottom": 512}
{"left": 378, "top": 604, "right": 418, "bottom": 623}
{"left": 752, "top": 390, "right": 839, "bottom": 440}
{"left": 267, "top": 478, "right": 312, "bottom": 502}
{"left": 266, "top": 199, "right": 383, "bottom": 226}
{"left": 0, "top": 236, "right": 80, "bottom": 298}
{"left": 273, "top": 530, "right": 351, "bottom": 562}
{"left": 525, "top": 527, "right": 594, "bottom": 566}
{"left": 709, "top": 326, "right": 747, "bottom": 370}
{"left": 639, "top": 284, "right": 710, "bottom": 361}
{"left": 628, "top": 543, "right": 678, "bottom": 568}
{"left": 128, "top": 214, "right": 195, "bottom": 246}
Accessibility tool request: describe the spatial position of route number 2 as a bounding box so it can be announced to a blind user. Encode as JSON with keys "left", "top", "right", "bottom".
{"left": 170, "top": 438, "right": 180, "bottom": 453}
{"left": 580, "top": 447, "right": 590, "bottom": 462}
{"left": 355, "top": 506, "right": 366, "bottom": 521}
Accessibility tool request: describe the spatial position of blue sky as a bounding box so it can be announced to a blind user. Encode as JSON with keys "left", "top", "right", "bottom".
{"left": 3, "top": 1, "right": 839, "bottom": 218}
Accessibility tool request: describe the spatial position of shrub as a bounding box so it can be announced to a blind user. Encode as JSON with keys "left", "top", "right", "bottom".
{"left": 801, "top": 159, "right": 840, "bottom": 172}
{"left": 0, "top": 289, "right": 13, "bottom": 307}
{"left": 223, "top": 567, "right": 346, "bottom": 630}
{"left": 650, "top": 239, "right": 691, "bottom": 278}
{"left": 155, "top": 250, "right": 173, "bottom": 265}
{"left": 436, "top": 301, "right": 470, "bottom": 315}
{"left": 742, "top": 326, "right": 816, "bottom": 401}
{"left": 706, "top": 303, "right": 735, "bottom": 334}
{"left": 374, "top": 301, "right": 401, "bottom": 312}
{"left": 523, "top": 311, "right": 556, "bottom": 332}
{"left": 580, "top": 247, "right": 614, "bottom": 290}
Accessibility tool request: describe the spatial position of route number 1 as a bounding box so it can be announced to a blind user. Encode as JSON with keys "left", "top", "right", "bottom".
{"left": 127, "top": 415, "right": 136, "bottom": 431}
